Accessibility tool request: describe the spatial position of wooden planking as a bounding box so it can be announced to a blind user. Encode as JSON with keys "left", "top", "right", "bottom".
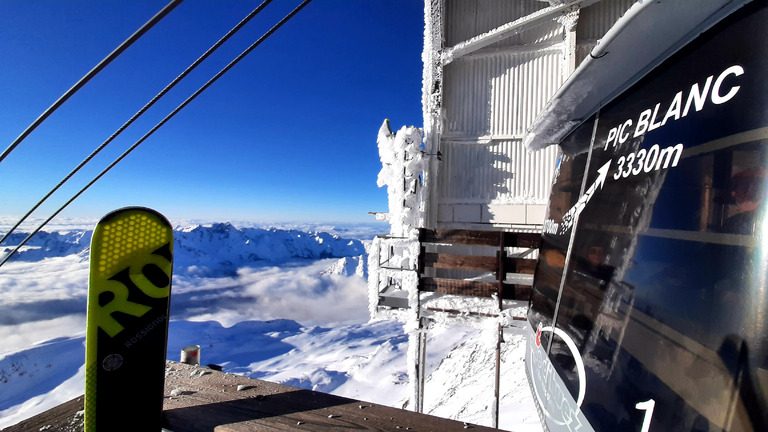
{"left": 164, "top": 362, "right": 498, "bottom": 431}
{"left": 420, "top": 228, "right": 502, "bottom": 246}
{"left": 419, "top": 277, "right": 532, "bottom": 300}
{"left": 3, "top": 362, "right": 497, "bottom": 432}
{"left": 419, "top": 228, "right": 541, "bottom": 248}
{"left": 424, "top": 252, "right": 498, "bottom": 271}
{"left": 504, "top": 284, "right": 533, "bottom": 300}
{"left": 505, "top": 257, "right": 537, "bottom": 274}
{"left": 504, "top": 232, "right": 541, "bottom": 248}
{"left": 425, "top": 307, "right": 529, "bottom": 320}
{"left": 416, "top": 228, "right": 539, "bottom": 302}
{"left": 422, "top": 253, "right": 536, "bottom": 275}
{"left": 420, "top": 277, "right": 497, "bottom": 297}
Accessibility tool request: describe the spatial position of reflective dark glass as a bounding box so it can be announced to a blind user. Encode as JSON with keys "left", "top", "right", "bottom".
{"left": 529, "top": 3, "right": 768, "bottom": 431}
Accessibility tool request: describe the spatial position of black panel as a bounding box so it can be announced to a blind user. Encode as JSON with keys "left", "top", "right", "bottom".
{"left": 529, "top": 3, "right": 768, "bottom": 431}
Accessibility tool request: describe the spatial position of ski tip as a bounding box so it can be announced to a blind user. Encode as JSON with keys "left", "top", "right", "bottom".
{"left": 98, "top": 206, "right": 171, "bottom": 227}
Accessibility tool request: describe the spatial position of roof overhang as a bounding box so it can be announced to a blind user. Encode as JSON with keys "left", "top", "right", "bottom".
{"left": 523, "top": 0, "right": 754, "bottom": 151}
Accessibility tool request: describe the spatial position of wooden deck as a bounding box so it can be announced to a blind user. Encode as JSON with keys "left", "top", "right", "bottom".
{"left": 3, "top": 361, "right": 499, "bottom": 431}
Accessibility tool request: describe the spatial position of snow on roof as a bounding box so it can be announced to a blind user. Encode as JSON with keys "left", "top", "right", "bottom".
{"left": 523, "top": 0, "right": 753, "bottom": 151}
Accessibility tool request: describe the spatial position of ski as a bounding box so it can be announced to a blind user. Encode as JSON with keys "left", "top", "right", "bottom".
{"left": 84, "top": 207, "right": 174, "bottom": 431}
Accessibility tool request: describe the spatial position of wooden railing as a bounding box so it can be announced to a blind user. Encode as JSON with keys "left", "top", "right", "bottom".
{"left": 417, "top": 228, "right": 540, "bottom": 307}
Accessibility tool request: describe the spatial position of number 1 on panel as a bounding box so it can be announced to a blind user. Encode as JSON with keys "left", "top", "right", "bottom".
{"left": 635, "top": 399, "right": 656, "bottom": 432}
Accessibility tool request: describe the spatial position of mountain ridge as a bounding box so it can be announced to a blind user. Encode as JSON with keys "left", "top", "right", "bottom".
{"left": 2, "top": 222, "right": 366, "bottom": 275}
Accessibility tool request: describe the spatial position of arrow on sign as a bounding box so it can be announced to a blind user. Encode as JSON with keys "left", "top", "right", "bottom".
{"left": 558, "top": 160, "right": 611, "bottom": 235}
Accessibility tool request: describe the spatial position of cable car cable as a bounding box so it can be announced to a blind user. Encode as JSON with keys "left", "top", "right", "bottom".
{"left": 0, "top": 0, "right": 273, "bottom": 247}
{"left": 0, "top": 0, "right": 183, "bottom": 165}
{"left": 0, "top": 0, "right": 313, "bottom": 269}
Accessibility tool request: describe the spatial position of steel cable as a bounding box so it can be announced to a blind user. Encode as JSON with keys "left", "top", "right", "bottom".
{"left": 0, "top": 0, "right": 313, "bottom": 268}
{"left": 0, "top": 0, "right": 273, "bottom": 247}
{"left": 0, "top": 0, "right": 183, "bottom": 165}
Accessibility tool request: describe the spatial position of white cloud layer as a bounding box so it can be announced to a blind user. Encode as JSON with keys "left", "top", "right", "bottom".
{"left": 173, "top": 259, "right": 369, "bottom": 327}
{"left": 1, "top": 255, "right": 369, "bottom": 357}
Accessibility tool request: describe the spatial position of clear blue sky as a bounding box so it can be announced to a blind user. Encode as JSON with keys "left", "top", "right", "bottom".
{"left": 0, "top": 0, "right": 424, "bottom": 224}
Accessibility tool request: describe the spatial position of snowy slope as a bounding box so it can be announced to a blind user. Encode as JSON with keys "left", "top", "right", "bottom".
{"left": 321, "top": 255, "right": 367, "bottom": 278}
{"left": 0, "top": 336, "right": 86, "bottom": 428}
{"left": 0, "top": 224, "right": 540, "bottom": 431}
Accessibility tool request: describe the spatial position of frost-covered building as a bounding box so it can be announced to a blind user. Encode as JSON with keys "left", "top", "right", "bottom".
{"left": 422, "top": 0, "right": 636, "bottom": 229}
{"left": 370, "top": 0, "right": 640, "bottom": 424}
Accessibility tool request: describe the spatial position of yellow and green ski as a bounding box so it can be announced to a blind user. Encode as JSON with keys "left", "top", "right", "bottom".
{"left": 85, "top": 207, "right": 173, "bottom": 431}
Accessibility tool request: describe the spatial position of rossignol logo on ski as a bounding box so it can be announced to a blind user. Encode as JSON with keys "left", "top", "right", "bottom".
{"left": 94, "top": 244, "right": 172, "bottom": 338}
{"left": 92, "top": 212, "right": 173, "bottom": 338}
{"left": 124, "top": 315, "right": 167, "bottom": 348}
{"left": 102, "top": 354, "right": 124, "bottom": 372}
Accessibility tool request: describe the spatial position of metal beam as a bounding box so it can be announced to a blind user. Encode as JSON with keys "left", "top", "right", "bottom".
{"left": 422, "top": 0, "right": 445, "bottom": 230}
{"left": 442, "top": 0, "right": 592, "bottom": 65}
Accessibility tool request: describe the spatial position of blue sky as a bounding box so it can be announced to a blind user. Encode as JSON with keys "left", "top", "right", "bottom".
{"left": 0, "top": 0, "right": 424, "bottom": 225}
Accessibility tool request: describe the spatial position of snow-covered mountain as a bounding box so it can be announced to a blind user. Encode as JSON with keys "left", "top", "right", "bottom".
{"left": 0, "top": 230, "right": 93, "bottom": 262}
{"left": 3, "top": 223, "right": 365, "bottom": 272}
{"left": 174, "top": 223, "right": 365, "bottom": 274}
{"left": 0, "top": 224, "right": 540, "bottom": 431}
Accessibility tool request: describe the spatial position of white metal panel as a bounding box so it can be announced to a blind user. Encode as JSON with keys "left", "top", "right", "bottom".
{"left": 443, "top": 50, "right": 564, "bottom": 137}
{"left": 575, "top": 0, "right": 636, "bottom": 65}
{"left": 510, "top": 139, "right": 560, "bottom": 203}
{"left": 574, "top": 44, "right": 594, "bottom": 70}
{"left": 430, "top": 0, "right": 641, "bottom": 226}
{"left": 438, "top": 140, "right": 514, "bottom": 203}
{"left": 437, "top": 140, "right": 559, "bottom": 205}
{"left": 435, "top": 0, "right": 568, "bottom": 226}
{"left": 497, "top": 51, "right": 562, "bottom": 137}
{"left": 576, "top": 0, "right": 636, "bottom": 41}
{"left": 442, "top": 57, "right": 495, "bottom": 138}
